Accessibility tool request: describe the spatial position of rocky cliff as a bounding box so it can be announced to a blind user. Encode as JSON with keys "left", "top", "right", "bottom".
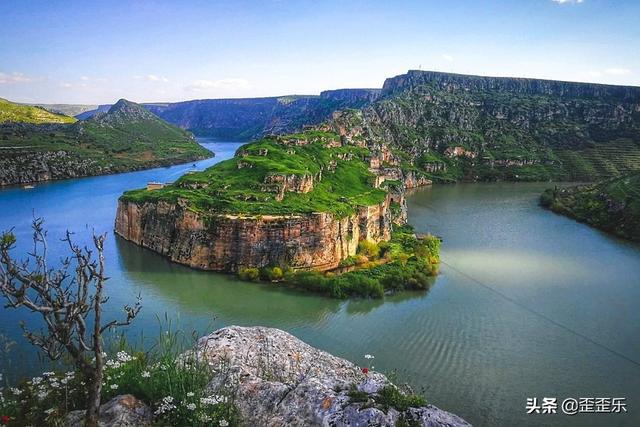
{"left": 115, "top": 196, "right": 391, "bottom": 272}
{"left": 361, "top": 70, "right": 640, "bottom": 182}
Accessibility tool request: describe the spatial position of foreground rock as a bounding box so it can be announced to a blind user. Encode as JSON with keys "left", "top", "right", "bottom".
{"left": 66, "top": 394, "right": 152, "bottom": 427}
{"left": 190, "top": 326, "right": 471, "bottom": 426}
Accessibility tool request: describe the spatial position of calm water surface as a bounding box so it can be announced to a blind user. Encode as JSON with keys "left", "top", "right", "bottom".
{"left": 0, "top": 139, "right": 639, "bottom": 426}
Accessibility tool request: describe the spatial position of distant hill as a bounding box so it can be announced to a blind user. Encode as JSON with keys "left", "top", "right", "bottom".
{"left": 0, "top": 98, "right": 210, "bottom": 186}
{"left": 75, "top": 89, "right": 382, "bottom": 140}
{"left": 0, "top": 98, "right": 76, "bottom": 124}
{"left": 541, "top": 173, "right": 640, "bottom": 241}
{"left": 27, "top": 103, "right": 100, "bottom": 118}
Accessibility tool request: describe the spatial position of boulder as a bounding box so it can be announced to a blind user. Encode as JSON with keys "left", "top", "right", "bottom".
{"left": 189, "top": 326, "right": 471, "bottom": 427}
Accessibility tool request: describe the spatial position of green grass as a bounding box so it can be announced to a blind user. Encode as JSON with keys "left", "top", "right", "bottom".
{"left": 0, "top": 98, "right": 76, "bottom": 124}
{"left": 0, "top": 322, "right": 239, "bottom": 426}
{"left": 121, "top": 132, "right": 386, "bottom": 218}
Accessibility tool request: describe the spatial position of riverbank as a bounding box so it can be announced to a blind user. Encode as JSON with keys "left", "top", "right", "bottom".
{"left": 540, "top": 174, "right": 640, "bottom": 242}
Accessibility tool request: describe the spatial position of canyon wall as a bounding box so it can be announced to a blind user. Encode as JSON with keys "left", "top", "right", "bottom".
{"left": 115, "top": 195, "right": 392, "bottom": 272}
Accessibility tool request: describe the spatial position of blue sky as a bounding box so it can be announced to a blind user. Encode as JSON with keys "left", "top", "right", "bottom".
{"left": 1, "top": 0, "right": 638, "bottom": 104}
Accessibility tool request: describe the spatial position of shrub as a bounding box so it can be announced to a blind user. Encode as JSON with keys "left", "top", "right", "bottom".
{"left": 267, "top": 266, "right": 284, "bottom": 281}
{"left": 238, "top": 267, "right": 260, "bottom": 281}
{"left": 376, "top": 385, "right": 426, "bottom": 412}
{"left": 357, "top": 240, "right": 380, "bottom": 259}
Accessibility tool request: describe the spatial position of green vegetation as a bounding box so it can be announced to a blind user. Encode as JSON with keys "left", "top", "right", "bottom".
{"left": 347, "top": 384, "right": 426, "bottom": 413}
{"left": 541, "top": 173, "right": 640, "bottom": 241}
{"left": 0, "top": 99, "right": 210, "bottom": 183}
{"left": 0, "top": 325, "right": 239, "bottom": 426}
{"left": 0, "top": 98, "right": 76, "bottom": 124}
{"left": 241, "top": 225, "right": 440, "bottom": 299}
{"left": 121, "top": 131, "right": 386, "bottom": 218}
{"left": 372, "top": 80, "right": 640, "bottom": 182}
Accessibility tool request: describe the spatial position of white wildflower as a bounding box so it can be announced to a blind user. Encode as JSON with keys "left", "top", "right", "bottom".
{"left": 31, "top": 376, "right": 43, "bottom": 385}
{"left": 220, "top": 419, "right": 229, "bottom": 427}
{"left": 106, "top": 359, "right": 122, "bottom": 369}
{"left": 43, "top": 371, "right": 55, "bottom": 377}
{"left": 110, "top": 384, "right": 119, "bottom": 390}
{"left": 44, "top": 408, "right": 56, "bottom": 415}
{"left": 10, "top": 387, "right": 22, "bottom": 396}
{"left": 117, "top": 351, "right": 133, "bottom": 363}
{"left": 65, "top": 371, "right": 75, "bottom": 378}
{"left": 154, "top": 396, "right": 176, "bottom": 416}
{"left": 364, "top": 354, "right": 375, "bottom": 360}
{"left": 201, "top": 394, "right": 225, "bottom": 405}
{"left": 185, "top": 403, "right": 196, "bottom": 411}
{"left": 160, "top": 364, "right": 168, "bottom": 371}
{"left": 186, "top": 392, "right": 195, "bottom": 397}
{"left": 141, "top": 371, "right": 151, "bottom": 378}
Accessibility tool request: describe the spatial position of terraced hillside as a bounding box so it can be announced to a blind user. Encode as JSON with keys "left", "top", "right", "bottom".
{"left": 540, "top": 173, "right": 640, "bottom": 241}
{"left": 0, "top": 99, "right": 210, "bottom": 185}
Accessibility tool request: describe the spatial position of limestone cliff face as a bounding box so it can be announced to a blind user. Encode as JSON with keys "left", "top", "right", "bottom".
{"left": 115, "top": 195, "right": 391, "bottom": 272}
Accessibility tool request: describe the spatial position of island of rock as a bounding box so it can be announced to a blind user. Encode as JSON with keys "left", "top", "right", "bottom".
{"left": 115, "top": 110, "right": 424, "bottom": 272}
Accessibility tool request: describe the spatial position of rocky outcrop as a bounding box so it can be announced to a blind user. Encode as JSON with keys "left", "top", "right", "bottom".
{"left": 66, "top": 394, "right": 152, "bottom": 427}
{"left": 190, "top": 326, "right": 470, "bottom": 427}
{"left": 115, "top": 195, "right": 392, "bottom": 272}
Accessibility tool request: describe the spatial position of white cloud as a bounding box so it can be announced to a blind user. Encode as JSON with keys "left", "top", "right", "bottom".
{"left": 186, "top": 78, "right": 251, "bottom": 92}
{"left": 442, "top": 54, "right": 454, "bottom": 62}
{"left": 0, "top": 72, "right": 32, "bottom": 84}
{"left": 603, "top": 68, "right": 631, "bottom": 76}
{"left": 551, "top": 0, "right": 584, "bottom": 4}
{"left": 133, "top": 74, "right": 169, "bottom": 82}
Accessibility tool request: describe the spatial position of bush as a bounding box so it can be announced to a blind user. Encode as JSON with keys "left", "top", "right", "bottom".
{"left": 238, "top": 267, "right": 260, "bottom": 281}
{"left": 357, "top": 240, "right": 380, "bottom": 259}
{"left": 267, "top": 266, "right": 283, "bottom": 281}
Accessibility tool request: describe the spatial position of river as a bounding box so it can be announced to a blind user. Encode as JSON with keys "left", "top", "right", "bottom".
{"left": 0, "top": 139, "right": 638, "bottom": 426}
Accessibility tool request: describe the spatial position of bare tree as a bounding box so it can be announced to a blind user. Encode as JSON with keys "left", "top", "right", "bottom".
{"left": 0, "top": 218, "right": 141, "bottom": 427}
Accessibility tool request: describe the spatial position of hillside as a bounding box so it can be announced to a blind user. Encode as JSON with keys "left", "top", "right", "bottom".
{"left": 0, "top": 99, "right": 210, "bottom": 186}
{"left": 359, "top": 70, "right": 640, "bottom": 182}
{"left": 77, "top": 89, "right": 381, "bottom": 140}
{"left": 0, "top": 98, "right": 76, "bottom": 124}
{"left": 540, "top": 173, "right": 640, "bottom": 241}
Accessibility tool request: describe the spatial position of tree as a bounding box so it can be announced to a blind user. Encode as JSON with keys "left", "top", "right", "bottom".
{"left": 0, "top": 218, "right": 141, "bottom": 427}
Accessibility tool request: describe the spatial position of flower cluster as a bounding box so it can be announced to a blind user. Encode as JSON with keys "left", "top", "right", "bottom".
{"left": 154, "top": 396, "right": 176, "bottom": 416}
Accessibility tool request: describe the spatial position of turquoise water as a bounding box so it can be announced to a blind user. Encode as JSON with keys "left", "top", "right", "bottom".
{"left": 0, "top": 140, "right": 638, "bottom": 426}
